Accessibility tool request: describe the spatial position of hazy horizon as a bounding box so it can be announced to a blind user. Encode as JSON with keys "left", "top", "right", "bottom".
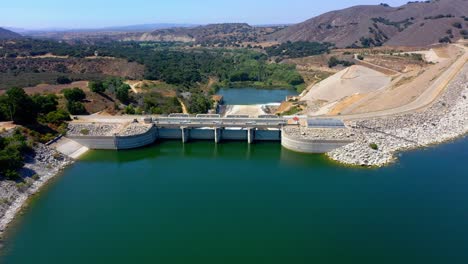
{"left": 3, "top": 0, "right": 409, "bottom": 30}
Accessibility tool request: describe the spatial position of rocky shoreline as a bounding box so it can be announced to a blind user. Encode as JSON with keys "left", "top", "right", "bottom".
{"left": 0, "top": 144, "right": 73, "bottom": 238}
{"left": 328, "top": 64, "right": 468, "bottom": 167}
{"left": 283, "top": 126, "right": 357, "bottom": 141}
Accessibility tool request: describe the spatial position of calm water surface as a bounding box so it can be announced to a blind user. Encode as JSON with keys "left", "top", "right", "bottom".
{"left": 217, "top": 87, "right": 297, "bottom": 105}
{"left": 1, "top": 137, "right": 468, "bottom": 264}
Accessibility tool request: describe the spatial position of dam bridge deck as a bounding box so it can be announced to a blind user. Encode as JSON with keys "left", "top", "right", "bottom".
{"left": 152, "top": 116, "right": 287, "bottom": 129}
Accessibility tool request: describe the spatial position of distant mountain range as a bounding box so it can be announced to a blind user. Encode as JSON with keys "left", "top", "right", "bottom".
{"left": 2, "top": 0, "right": 468, "bottom": 47}
{"left": 16, "top": 23, "right": 197, "bottom": 35}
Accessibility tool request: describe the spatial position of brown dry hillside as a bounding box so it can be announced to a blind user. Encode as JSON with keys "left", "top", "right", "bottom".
{"left": 40, "top": 24, "right": 285, "bottom": 46}
{"left": 125, "top": 23, "right": 284, "bottom": 45}
{"left": 269, "top": 0, "right": 468, "bottom": 47}
{"left": 0, "top": 28, "right": 22, "bottom": 40}
{"left": 0, "top": 57, "right": 144, "bottom": 90}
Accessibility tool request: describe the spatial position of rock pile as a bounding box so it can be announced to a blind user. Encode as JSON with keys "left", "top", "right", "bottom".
{"left": 67, "top": 123, "right": 122, "bottom": 137}
{"left": 283, "top": 126, "right": 357, "bottom": 141}
{"left": 117, "top": 124, "right": 153, "bottom": 136}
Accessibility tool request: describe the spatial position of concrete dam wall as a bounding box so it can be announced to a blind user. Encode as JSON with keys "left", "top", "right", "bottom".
{"left": 281, "top": 132, "right": 354, "bottom": 154}
{"left": 68, "top": 122, "right": 354, "bottom": 154}
{"left": 68, "top": 126, "right": 159, "bottom": 150}
{"left": 69, "top": 126, "right": 283, "bottom": 150}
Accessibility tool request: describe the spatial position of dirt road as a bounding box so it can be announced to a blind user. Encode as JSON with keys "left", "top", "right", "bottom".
{"left": 335, "top": 44, "right": 467, "bottom": 121}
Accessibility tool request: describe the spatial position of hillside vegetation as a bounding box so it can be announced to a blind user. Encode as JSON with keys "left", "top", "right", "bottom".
{"left": 0, "top": 39, "right": 305, "bottom": 90}
{"left": 269, "top": 0, "right": 468, "bottom": 47}
{"left": 0, "top": 28, "right": 22, "bottom": 40}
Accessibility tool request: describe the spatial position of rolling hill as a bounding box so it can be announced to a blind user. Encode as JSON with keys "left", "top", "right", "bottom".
{"left": 123, "top": 23, "right": 284, "bottom": 44}
{"left": 0, "top": 27, "right": 22, "bottom": 39}
{"left": 269, "top": 0, "right": 468, "bottom": 47}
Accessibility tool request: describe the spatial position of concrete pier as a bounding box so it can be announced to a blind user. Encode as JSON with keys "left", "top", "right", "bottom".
{"left": 214, "top": 128, "right": 221, "bottom": 144}
{"left": 181, "top": 127, "right": 190, "bottom": 143}
{"left": 247, "top": 128, "right": 255, "bottom": 144}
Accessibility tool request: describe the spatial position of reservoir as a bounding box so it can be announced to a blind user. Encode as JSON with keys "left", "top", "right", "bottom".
{"left": 217, "top": 87, "right": 298, "bottom": 105}
{"left": 1, "top": 137, "right": 468, "bottom": 263}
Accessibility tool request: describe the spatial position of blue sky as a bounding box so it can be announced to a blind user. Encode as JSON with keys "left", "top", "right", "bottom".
{"left": 3, "top": 0, "right": 409, "bottom": 29}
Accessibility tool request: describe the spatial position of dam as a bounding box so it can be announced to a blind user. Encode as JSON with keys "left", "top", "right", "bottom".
{"left": 66, "top": 115, "right": 356, "bottom": 154}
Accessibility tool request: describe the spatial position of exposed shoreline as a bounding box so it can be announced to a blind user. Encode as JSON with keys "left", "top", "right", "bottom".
{"left": 327, "top": 64, "right": 468, "bottom": 167}
{"left": 0, "top": 145, "right": 74, "bottom": 238}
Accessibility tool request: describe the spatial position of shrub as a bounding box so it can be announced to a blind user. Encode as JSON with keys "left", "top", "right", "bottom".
{"left": 439, "top": 36, "right": 451, "bottom": 43}
{"left": 67, "top": 101, "right": 86, "bottom": 115}
{"left": 116, "top": 84, "right": 131, "bottom": 104}
{"left": 89, "top": 80, "right": 106, "bottom": 93}
{"left": 63, "top": 88, "right": 86, "bottom": 102}
{"left": 0, "top": 198, "right": 10, "bottom": 205}
{"left": 357, "top": 55, "right": 364, "bottom": 60}
{"left": 80, "top": 129, "right": 90, "bottom": 135}
{"left": 125, "top": 105, "right": 136, "bottom": 115}
{"left": 452, "top": 22, "right": 462, "bottom": 29}
{"left": 328, "top": 56, "right": 355, "bottom": 68}
{"left": 45, "top": 109, "right": 71, "bottom": 124}
{"left": 369, "top": 143, "right": 379, "bottom": 150}
{"left": 16, "top": 181, "right": 32, "bottom": 193}
{"left": 56, "top": 76, "right": 72, "bottom": 84}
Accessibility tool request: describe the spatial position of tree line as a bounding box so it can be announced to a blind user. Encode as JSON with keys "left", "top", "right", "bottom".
{"left": 1, "top": 39, "right": 306, "bottom": 89}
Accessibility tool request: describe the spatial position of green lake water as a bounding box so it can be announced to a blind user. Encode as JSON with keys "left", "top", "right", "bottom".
{"left": 217, "top": 88, "right": 297, "bottom": 105}
{"left": 1, "top": 137, "right": 468, "bottom": 264}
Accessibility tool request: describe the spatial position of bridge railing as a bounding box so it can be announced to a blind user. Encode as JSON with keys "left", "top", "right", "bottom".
{"left": 153, "top": 117, "right": 287, "bottom": 127}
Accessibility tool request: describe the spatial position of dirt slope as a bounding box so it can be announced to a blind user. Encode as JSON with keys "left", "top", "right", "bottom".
{"left": 302, "top": 65, "right": 391, "bottom": 103}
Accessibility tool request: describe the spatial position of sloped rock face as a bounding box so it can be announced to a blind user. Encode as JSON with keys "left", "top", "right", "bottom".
{"left": 328, "top": 64, "right": 468, "bottom": 166}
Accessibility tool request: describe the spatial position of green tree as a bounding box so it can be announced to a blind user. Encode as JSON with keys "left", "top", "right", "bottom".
{"left": 188, "top": 93, "right": 212, "bottom": 114}
{"left": 89, "top": 81, "right": 106, "bottom": 93}
{"left": 4, "top": 87, "right": 36, "bottom": 123}
{"left": 67, "top": 101, "right": 86, "bottom": 115}
{"left": 0, "top": 130, "right": 31, "bottom": 180}
{"left": 116, "top": 84, "right": 131, "bottom": 104}
{"left": 45, "top": 109, "right": 71, "bottom": 124}
{"left": 286, "top": 73, "right": 304, "bottom": 86}
{"left": 63, "top": 88, "right": 86, "bottom": 102}
{"left": 31, "top": 94, "right": 58, "bottom": 114}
